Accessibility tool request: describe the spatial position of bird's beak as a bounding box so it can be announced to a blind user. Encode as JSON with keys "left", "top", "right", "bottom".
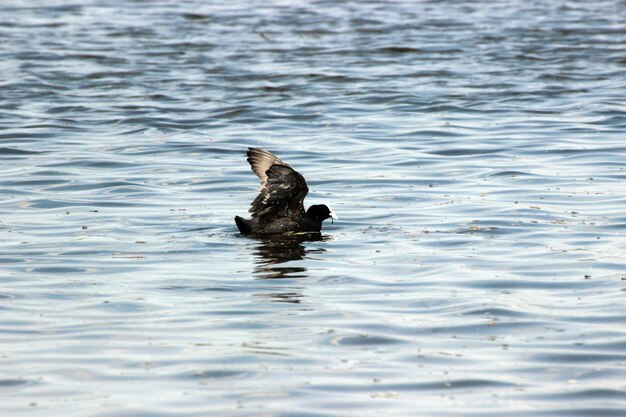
{"left": 330, "top": 211, "right": 338, "bottom": 223}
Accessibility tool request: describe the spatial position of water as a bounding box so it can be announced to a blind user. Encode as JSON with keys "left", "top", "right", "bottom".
{"left": 1, "top": 0, "right": 626, "bottom": 415}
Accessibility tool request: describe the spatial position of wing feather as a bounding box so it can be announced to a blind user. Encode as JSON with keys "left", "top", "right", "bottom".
{"left": 247, "top": 147, "right": 291, "bottom": 189}
{"left": 245, "top": 151, "right": 308, "bottom": 219}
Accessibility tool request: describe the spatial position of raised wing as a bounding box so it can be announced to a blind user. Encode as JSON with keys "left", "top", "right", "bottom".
{"left": 248, "top": 162, "right": 309, "bottom": 219}
{"left": 247, "top": 147, "right": 291, "bottom": 189}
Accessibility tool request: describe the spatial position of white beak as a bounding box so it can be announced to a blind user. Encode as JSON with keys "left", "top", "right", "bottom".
{"left": 330, "top": 211, "right": 338, "bottom": 221}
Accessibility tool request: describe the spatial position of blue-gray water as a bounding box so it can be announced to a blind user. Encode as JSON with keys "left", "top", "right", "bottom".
{"left": 1, "top": 1, "right": 626, "bottom": 416}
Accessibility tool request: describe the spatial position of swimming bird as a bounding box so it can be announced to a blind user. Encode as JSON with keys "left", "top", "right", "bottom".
{"left": 235, "top": 147, "right": 337, "bottom": 235}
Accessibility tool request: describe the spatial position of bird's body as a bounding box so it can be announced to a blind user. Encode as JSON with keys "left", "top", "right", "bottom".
{"left": 235, "top": 147, "right": 337, "bottom": 235}
{"left": 235, "top": 213, "right": 322, "bottom": 235}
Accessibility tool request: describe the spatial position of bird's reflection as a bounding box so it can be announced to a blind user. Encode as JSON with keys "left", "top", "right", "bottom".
{"left": 252, "top": 233, "right": 329, "bottom": 280}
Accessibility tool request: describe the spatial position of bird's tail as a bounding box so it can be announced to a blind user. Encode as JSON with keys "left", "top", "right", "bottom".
{"left": 234, "top": 216, "right": 251, "bottom": 234}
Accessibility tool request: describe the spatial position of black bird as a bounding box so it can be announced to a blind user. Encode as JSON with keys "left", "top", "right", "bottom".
{"left": 235, "top": 147, "right": 337, "bottom": 235}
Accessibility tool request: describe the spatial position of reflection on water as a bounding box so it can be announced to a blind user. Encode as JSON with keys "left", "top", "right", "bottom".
{"left": 252, "top": 233, "right": 329, "bottom": 280}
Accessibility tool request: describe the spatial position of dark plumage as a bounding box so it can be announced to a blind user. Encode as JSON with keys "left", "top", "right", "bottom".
{"left": 235, "top": 147, "right": 337, "bottom": 235}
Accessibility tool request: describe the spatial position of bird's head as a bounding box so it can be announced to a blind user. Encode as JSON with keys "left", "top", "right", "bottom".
{"left": 307, "top": 204, "right": 338, "bottom": 223}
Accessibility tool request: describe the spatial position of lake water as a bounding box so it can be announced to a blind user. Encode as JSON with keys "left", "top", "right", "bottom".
{"left": 1, "top": 1, "right": 626, "bottom": 416}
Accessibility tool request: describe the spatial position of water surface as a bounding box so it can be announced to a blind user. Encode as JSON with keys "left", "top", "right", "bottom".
{"left": 1, "top": 1, "right": 626, "bottom": 416}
